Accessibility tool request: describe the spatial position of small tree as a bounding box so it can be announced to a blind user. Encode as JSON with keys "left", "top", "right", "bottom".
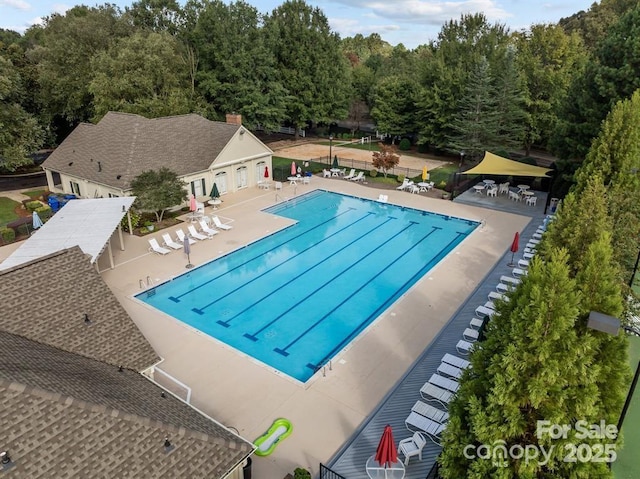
{"left": 371, "top": 143, "right": 400, "bottom": 178}
{"left": 130, "top": 168, "right": 187, "bottom": 222}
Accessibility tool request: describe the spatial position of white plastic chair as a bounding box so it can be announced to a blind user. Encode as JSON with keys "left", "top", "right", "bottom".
{"left": 175, "top": 229, "right": 195, "bottom": 245}
{"left": 148, "top": 238, "right": 170, "bottom": 255}
{"left": 198, "top": 220, "right": 219, "bottom": 237}
{"left": 275, "top": 181, "right": 282, "bottom": 191}
{"left": 498, "top": 182, "right": 510, "bottom": 195}
{"left": 526, "top": 196, "right": 537, "bottom": 206}
{"left": 322, "top": 169, "right": 331, "bottom": 178}
{"left": 487, "top": 186, "right": 498, "bottom": 197}
{"left": 188, "top": 224, "right": 209, "bottom": 240}
{"left": 398, "top": 432, "right": 427, "bottom": 465}
{"left": 162, "top": 233, "right": 182, "bottom": 250}
{"left": 211, "top": 215, "right": 232, "bottom": 230}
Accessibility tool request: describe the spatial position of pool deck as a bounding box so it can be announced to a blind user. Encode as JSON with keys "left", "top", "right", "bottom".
{"left": 0, "top": 178, "right": 538, "bottom": 478}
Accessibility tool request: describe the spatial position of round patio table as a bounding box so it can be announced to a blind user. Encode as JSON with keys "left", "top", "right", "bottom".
{"left": 207, "top": 199, "right": 222, "bottom": 210}
{"left": 288, "top": 176, "right": 298, "bottom": 185}
{"left": 417, "top": 182, "right": 431, "bottom": 192}
{"left": 517, "top": 184, "right": 530, "bottom": 193}
{"left": 365, "top": 455, "right": 405, "bottom": 479}
{"left": 483, "top": 179, "right": 495, "bottom": 186}
{"left": 330, "top": 168, "right": 342, "bottom": 177}
{"left": 473, "top": 185, "right": 485, "bottom": 194}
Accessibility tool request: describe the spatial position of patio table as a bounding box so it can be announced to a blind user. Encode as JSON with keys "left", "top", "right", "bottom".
{"left": 330, "top": 168, "right": 341, "bottom": 177}
{"left": 365, "top": 455, "right": 405, "bottom": 479}
{"left": 473, "top": 185, "right": 485, "bottom": 194}
{"left": 417, "top": 182, "right": 431, "bottom": 192}
{"left": 483, "top": 179, "right": 495, "bottom": 186}
{"left": 207, "top": 199, "right": 222, "bottom": 210}
{"left": 288, "top": 176, "right": 298, "bottom": 185}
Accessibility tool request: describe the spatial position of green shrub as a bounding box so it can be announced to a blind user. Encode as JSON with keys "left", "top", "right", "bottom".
{"left": 399, "top": 138, "right": 411, "bottom": 151}
{"left": 417, "top": 143, "right": 429, "bottom": 153}
{"left": 397, "top": 174, "right": 405, "bottom": 184}
{"left": 294, "top": 468, "right": 311, "bottom": 479}
{"left": 26, "top": 201, "right": 41, "bottom": 212}
{"left": 0, "top": 227, "right": 15, "bottom": 243}
{"left": 35, "top": 205, "right": 52, "bottom": 219}
{"left": 370, "top": 169, "right": 378, "bottom": 177}
{"left": 437, "top": 180, "right": 447, "bottom": 189}
{"left": 120, "top": 210, "right": 141, "bottom": 232}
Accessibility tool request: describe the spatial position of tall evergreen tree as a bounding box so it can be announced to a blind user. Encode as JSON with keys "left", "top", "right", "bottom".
{"left": 263, "top": 0, "right": 350, "bottom": 138}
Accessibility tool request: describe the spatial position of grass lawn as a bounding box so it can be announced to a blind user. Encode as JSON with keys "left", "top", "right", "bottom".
{"left": 612, "top": 335, "right": 640, "bottom": 478}
{"left": 0, "top": 196, "right": 20, "bottom": 225}
{"left": 22, "top": 189, "right": 47, "bottom": 200}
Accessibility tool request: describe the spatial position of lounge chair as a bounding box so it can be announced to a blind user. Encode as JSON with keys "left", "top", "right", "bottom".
{"left": 396, "top": 178, "right": 410, "bottom": 190}
{"left": 198, "top": 220, "right": 219, "bottom": 237}
{"left": 484, "top": 300, "right": 496, "bottom": 310}
{"left": 528, "top": 238, "right": 540, "bottom": 245}
{"left": 500, "top": 275, "right": 520, "bottom": 286}
{"left": 512, "top": 268, "right": 527, "bottom": 278}
{"left": 533, "top": 232, "right": 543, "bottom": 240}
{"left": 162, "top": 233, "right": 182, "bottom": 250}
{"left": 437, "top": 362, "right": 463, "bottom": 379}
{"left": 496, "top": 283, "right": 514, "bottom": 294}
{"left": 463, "top": 328, "right": 480, "bottom": 342}
{"left": 343, "top": 168, "right": 356, "bottom": 180}
{"left": 188, "top": 225, "right": 210, "bottom": 240}
{"left": 475, "top": 305, "right": 494, "bottom": 319}
{"left": 442, "top": 353, "right": 470, "bottom": 370}
{"left": 456, "top": 339, "right": 473, "bottom": 355}
{"left": 148, "top": 238, "right": 171, "bottom": 255}
{"left": 428, "top": 373, "right": 459, "bottom": 393}
{"left": 350, "top": 171, "right": 365, "bottom": 182}
{"left": 404, "top": 412, "right": 446, "bottom": 445}
{"left": 176, "top": 229, "right": 196, "bottom": 245}
{"left": 398, "top": 432, "right": 427, "bottom": 465}
{"left": 518, "top": 258, "right": 530, "bottom": 269}
{"left": 469, "top": 317, "right": 484, "bottom": 330}
{"left": 420, "top": 382, "right": 453, "bottom": 408}
{"left": 523, "top": 252, "right": 534, "bottom": 260}
{"left": 211, "top": 215, "right": 232, "bottom": 230}
{"left": 488, "top": 291, "right": 508, "bottom": 302}
{"left": 411, "top": 400, "right": 449, "bottom": 423}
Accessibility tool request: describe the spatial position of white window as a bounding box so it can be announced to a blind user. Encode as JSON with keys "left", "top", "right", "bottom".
{"left": 70, "top": 181, "right": 80, "bottom": 196}
{"left": 236, "top": 166, "right": 248, "bottom": 189}
{"left": 215, "top": 172, "right": 228, "bottom": 194}
{"left": 256, "top": 161, "right": 266, "bottom": 183}
{"left": 190, "top": 178, "right": 205, "bottom": 197}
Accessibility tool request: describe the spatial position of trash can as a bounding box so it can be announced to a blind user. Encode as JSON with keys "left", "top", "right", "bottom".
{"left": 550, "top": 197, "right": 559, "bottom": 213}
{"left": 242, "top": 457, "right": 252, "bottom": 479}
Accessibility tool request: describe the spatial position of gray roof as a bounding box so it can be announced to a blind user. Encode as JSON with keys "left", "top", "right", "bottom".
{"left": 1, "top": 331, "right": 253, "bottom": 478}
{"left": 0, "top": 246, "right": 159, "bottom": 371}
{"left": 42, "top": 112, "right": 241, "bottom": 190}
{"left": 0, "top": 247, "right": 254, "bottom": 478}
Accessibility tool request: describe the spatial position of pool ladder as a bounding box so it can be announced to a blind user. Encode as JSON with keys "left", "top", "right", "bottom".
{"left": 139, "top": 276, "right": 153, "bottom": 289}
{"left": 322, "top": 360, "right": 333, "bottom": 377}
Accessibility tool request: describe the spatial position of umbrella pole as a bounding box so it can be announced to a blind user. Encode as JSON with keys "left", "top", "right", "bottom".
{"left": 186, "top": 253, "right": 193, "bottom": 269}
{"left": 507, "top": 252, "right": 515, "bottom": 267}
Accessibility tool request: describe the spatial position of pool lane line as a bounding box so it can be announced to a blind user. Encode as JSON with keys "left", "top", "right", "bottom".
{"left": 167, "top": 207, "right": 358, "bottom": 302}
{"left": 273, "top": 225, "right": 442, "bottom": 357}
{"left": 190, "top": 211, "right": 376, "bottom": 315}
{"left": 242, "top": 221, "right": 423, "bottom": 348}
{"left": 232, "top": 216, "right": 397, "bottom": 332}
{"left": 306, "top": 231, "right": 467, "bottom": 371}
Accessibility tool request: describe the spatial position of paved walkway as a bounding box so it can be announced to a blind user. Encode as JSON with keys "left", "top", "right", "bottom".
{"left": 327, "top": 187, "right": 548, "bottom": 478}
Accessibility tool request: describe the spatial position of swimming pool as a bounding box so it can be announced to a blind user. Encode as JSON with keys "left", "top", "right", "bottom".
{"left": 137, "top": 190, "right": 478, "bottom": 382}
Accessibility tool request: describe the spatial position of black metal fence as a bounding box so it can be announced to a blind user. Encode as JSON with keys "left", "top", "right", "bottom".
{"left": 319, "top": 463, "right": 346, "bottom": 479}
{"left": 273, "top": 155, "right": 423, "bottom": 183}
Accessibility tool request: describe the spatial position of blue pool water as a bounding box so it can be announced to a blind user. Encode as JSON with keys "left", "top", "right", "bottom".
{"left": 137, "top": 190, "right": 478, "bottom": 382}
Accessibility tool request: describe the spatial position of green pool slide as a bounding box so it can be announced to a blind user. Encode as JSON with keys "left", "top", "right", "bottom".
{"left": 253, "top": 418, "right": 293, "bottom": 457}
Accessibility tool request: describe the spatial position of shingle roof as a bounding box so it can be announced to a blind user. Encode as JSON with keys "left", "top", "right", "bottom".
{"left": 0, "top": 331, "right": 253, "bottom": 478}
{"left": 0, "top": 246, "right": 159, "bottom": 371}
{"left": 42, "top": 112, "right": 241, "bottom": 190}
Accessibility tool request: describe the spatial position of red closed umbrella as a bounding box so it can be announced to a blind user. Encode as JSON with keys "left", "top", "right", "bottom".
{"left": 508, "top": 231, "right": 520, "bottom": 266}
{"left": 264, "top": 166, "right": 269, "bottom": 178}
{"left": 189, "top": 195, "right": 197, "bottom": 212}
{"left": 375, "top": 425, "right": 398, "bottom": 468}
{"left": 291, "top": 161, "right": 297, "bottom": 176}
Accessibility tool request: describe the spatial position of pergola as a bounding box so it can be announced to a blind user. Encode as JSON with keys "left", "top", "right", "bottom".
{"left": 0, "top": 197, "right": 135, "bottom": 271}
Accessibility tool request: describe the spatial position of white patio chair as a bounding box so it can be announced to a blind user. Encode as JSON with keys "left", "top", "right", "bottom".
{"left": 486, "top": 186, "right": 498, "bottom": 197}
{"left": 343, "top": 168, "right": 356, "bottom": 180}
{"left": 526, "top": 196, "right": 537, "bottom": 206}
{"left": 350, "top": 171, "right": 365, "bottom": 182}
{"left": 198, "top": 220, "right": 219, "bottom": 237}
{"left": 509, "top": 190, "right": 522, "bottom": 202}
{"left": 398, "top": 432, "right": 427, "bottom": 465}
{"left": 396, "top": 178, "right": 410, "bottom": 190}
{"left": 498, "top": 182, "right": 510, "bottom": 195}
{"left": 188, "top": 224, "right": 209, "bottom": 240}
{"left": 322, "top": 169, "right": 331, "bottom": 178}
{"left": 275, "top": 181, "right": 282, "bottom": 191}
{"left": 409, "top": 184, "right": 420, "bottom": 194}
{"left": 148, "top": 238, "right": 171, "bottom": 255}
{"left": 211, "top": 215, "right": 232, "bottom": 230}
{"left": 175, "top": 229, "right": 195, "bottom": 245}
{"left": 162, "top": 233, "right": 182, "bottom": 250}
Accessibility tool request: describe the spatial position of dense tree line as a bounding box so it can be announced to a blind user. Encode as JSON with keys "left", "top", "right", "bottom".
{"left": 0, "top": 0, "right": 638, "bottom": 172}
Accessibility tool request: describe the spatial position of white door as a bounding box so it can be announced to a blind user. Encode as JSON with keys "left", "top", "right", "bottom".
{"left": 236, "top": 166, "right": 248, "bottom": 189}
{"left": 256, "top": 161, "right": 266, "bottom": 182}
{"left": 215, "top": 172, "right": 228, "bottom": 194}
{"left": 191, "top": 178, "right": 205, "bottom": 197}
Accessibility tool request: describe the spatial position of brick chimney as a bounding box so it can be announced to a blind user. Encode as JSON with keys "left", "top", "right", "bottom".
{"left": 226, "top": 113, "right": 242, "bottom": 125}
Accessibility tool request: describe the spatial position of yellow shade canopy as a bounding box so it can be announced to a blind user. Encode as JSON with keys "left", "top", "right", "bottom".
{"left": 463, "top": 151, "right": 552, "bottom": 177}
{"left": 422, "top": 165, "right": 428, "bottom": 181}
